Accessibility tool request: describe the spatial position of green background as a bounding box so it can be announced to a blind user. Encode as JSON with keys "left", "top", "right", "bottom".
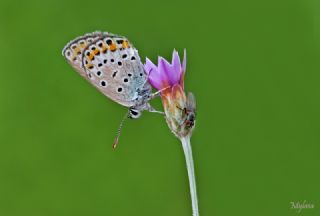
{"left": 0, "top": 0, "right": 319, "bottom": 215}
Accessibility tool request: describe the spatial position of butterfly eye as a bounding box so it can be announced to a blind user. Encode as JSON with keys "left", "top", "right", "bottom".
{"left": 131, "top": 110, "right": 138, "bottom": 115}
{"left": 130, "top": 110, "right": 138, "bottom": 116}
{"left": 129, "top": 109, "right": 141, "bottom": 119}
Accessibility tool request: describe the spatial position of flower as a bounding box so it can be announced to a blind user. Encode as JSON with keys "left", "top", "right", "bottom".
{"left": 144, "top": 50, "right": 196, "bottom": 139}
{"left": 144, "top": 50, "right": 199, "bottom": 216}
{"left": 144, "top": 49, "right": 186, "bottom": 91}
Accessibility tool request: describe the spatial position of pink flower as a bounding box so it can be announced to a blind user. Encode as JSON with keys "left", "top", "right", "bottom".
{"left": 145, "top": 51, "right": 199, "bottom": 215}
{"left": 144, "top": 50, "right": 196, "bottom": 138}
{"left": 144, "top": 50, "right": 186, "bottom": 91}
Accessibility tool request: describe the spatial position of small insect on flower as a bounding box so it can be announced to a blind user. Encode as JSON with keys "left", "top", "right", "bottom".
{"left": 178, "top": 92, "right": 196, "bottom": 129}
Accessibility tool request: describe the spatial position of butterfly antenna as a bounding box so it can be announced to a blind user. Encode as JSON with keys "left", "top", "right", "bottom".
{"left": 112, "top": 111, "right": 129, "bottom": 149}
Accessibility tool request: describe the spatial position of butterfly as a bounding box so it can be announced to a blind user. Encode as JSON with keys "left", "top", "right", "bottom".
{"left": 62, "top": 31, "right": 163, "bottom": 148}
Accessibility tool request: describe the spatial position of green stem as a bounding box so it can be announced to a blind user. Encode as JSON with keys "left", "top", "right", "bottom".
{"left": 181, "top": 136, "right": 199, "bottom": 216}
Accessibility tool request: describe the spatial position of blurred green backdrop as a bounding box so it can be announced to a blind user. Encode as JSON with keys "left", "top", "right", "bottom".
{"left": 0, "top": 0, "right": 319, "bottom": 215}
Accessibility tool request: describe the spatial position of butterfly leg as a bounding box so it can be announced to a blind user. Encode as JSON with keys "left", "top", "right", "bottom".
{"left": 146, "top": 103, "right": 164, "bottom": 115}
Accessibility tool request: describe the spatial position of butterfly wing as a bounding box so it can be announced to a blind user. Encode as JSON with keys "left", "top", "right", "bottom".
{"left": 62, "top": 32, "right": 102, "bottom": 79}
{"left": 62, "top": 32, "right": 148, "bottom": 107}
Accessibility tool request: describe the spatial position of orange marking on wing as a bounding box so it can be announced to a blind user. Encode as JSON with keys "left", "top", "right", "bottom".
{"left": 122, "top": 41, "right": 129, "bottom": 48}
{"left": 74, "top": 47, "right": 81, "bottom": 53}
{"left": 102, "top": 46, "right": 107, "bottom": 53}
{"left": 88, "top": 53, "right": 95, "bottom": 60}
{"left": 109, "top": 43, "right": 117, "bottom": 51}
{"left": 93, "top": 49, "right": 99, "bottom": 55}
{"left": 125, "top": 40, "right": 131, "bottom": 48}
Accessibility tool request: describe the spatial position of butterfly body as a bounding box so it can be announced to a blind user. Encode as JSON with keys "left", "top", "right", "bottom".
{"left": 62, "top": 31, "right": 156, "bottom": 118}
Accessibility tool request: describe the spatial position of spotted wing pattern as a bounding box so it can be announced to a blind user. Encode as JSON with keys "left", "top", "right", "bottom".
{"left": 62, "top": 32, "right": 102, "bottom": 79}
{"left": 62, "top": 32, "right": 148, "bottom": 107}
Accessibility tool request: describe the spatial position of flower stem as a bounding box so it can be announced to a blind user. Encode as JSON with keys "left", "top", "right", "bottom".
{"left": 181, "top": 136, "right": 199, "bottom": 216}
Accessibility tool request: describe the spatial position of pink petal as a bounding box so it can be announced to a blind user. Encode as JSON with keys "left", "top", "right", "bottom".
{"left": 144, "top": 58, "right": 158, "bottom": 76}
{"left": 158, "top": 56, "right": 171, "bottom": 83}
{"left": 145, "top": 50, "right": 187, "bottom": 90}
{"left": 171, "top": 50, "right": 182, "bottom": 83}
{"left": 159, "top": 55, "right": 180, "bottom": 86}
{"left": 144, "top": 58, "right": 163, "bottom": 90}
{"left": 148, "top": 76, "right": 163, "bottom": 90}
{"left": 182, "top": 49, "right": 187, "bottom": 73}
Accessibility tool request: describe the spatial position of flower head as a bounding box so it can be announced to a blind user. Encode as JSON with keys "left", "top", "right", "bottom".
{"left": 144, "top": 50, "right": 186, "bottom": 91}
{"left": 144, "top": 50, "right": 196, "bottom": 138}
